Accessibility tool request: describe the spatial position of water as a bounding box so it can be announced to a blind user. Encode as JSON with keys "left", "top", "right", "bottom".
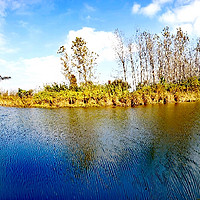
{"left": 0, "top": 103, "right": 200, "bottom": 199}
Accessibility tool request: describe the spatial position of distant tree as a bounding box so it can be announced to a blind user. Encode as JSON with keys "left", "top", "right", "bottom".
{"left": 58, "top": 37, "right": 98, "bottom": 87}
{"left": 115, "top": 26, "right": 200, "bottom": 90}
{"left": 0, "top": 75, "right": 11, "bottom": 81}
{"left": 57, "top": 46, "right": 76, "bottom": 88}
{"left": 57, "top": 46, "right": 71, "bottom": 80}
{"left": 128, "top": 39, "right": 137, "bottom": 90}
{"left": 113, "top": 29, "right": 128, "bottom": 82}
{"left": 71, "top": 37, "right": 98, "bottom": 85}
{"left": 195, "top": 38, "right": 200, "bottom": 75}
{"left": 137, "top": 31, "right": 146, "bottom": 84}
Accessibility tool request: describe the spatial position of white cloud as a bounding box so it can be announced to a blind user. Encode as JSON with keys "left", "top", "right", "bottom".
{"left": 132, "top": 0, "right": 172, "bottom": 16}
{"left": 159, "top": 0, "right": 200, "bottom": 36}
{"left": 194, "top": 17, "right": 200, "bottom": 35}
{"left": 174, "top": 1, "right": 200, "bottom": 23}
{"left": 132, "top": 3, "right": 141, "bottom": 14}
{"left": 23, "top": 56, "right": 64, "bottom": 85}
{"left": 159, "top": 10, "right": 175, "bottom": 23}
{"left": 175, "top": 0, "right": 194, "bottom": 6}
{"left": 0, "top": 56, "right": 65, "bottom": 91}
{"left": 141, "top": 2, "right": 161, "bottom": 16}
{"left": 0, "top": 0, "right": 26, "bottom": 16}
{"left": 157, "top": 0, "right": 173, "bottom": 4}
{"left": 65, "top": 27, "right": 116, "bottom": 62}
{"left": 176, "top": 23, "right": 193, "bottom": 34}
{"left": 132, "top": 0, "right": 200, "bottom": 36}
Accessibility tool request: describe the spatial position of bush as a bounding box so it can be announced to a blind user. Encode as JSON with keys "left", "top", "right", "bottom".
{"left": 44, "top": 82, "right": 68, "bottom": 92}
{"left": 17, "top": 88, "right": 33, "bottom": 98}
{"left": 106, "top": 79, "right": 130, "bottom": 96}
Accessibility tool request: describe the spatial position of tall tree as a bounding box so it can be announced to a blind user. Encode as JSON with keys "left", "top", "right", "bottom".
{"left": 57, "top": 45, "right": 73, "bottom": 82}
{"left": 71, "top": 37, "right": 98, "bottom": 85}
{"left": 162, "top": 26, "right": 173, "bottom": 83}
{"left": 58, "top": 37, "right": 98, "bottom": 86}
{"left": 195, "top": 38, "right": 200, "bottom": 76}
{"left": 115, "top": 26, "right": 200, "bottom": 90}
{"left": 113, "top": 29, "right": 128, "bottom": 82}
{"left": 128, "top": 41, "right": 137, "bottom": 90}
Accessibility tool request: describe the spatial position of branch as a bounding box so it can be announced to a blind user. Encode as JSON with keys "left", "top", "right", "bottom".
{"left": 0, "top": 75, "right": 11, "bottom": 80}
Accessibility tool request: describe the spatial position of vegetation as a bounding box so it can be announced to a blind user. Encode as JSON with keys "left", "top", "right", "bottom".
{"left": 0, "top": 27, "right": 200, "bottom": 108}
{"left": 57, "top": 37, "right": 98, "bottom": 87}
{"left": 0, "top": 76, "right": 199, "bottom": 108}
{"left": 0, "top": 75, "right": 11, "bottom": 81}
{"left": 114, "top": 27, "right": 200, "bottom": 90}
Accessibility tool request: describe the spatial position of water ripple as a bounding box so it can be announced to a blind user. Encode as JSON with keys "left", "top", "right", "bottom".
{"left": 0, "top": 104, "right": 200, "bottom": 199}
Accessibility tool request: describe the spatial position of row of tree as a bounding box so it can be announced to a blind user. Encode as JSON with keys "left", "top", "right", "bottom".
{"left": 58, "top": 26, "right": 200, "bottom": 91}
{"left": 114, "top": 27, "right": 200, "bottom": 90}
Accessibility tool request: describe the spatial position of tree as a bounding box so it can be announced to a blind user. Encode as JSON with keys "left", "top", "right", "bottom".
{"left": 195, "top": 38, "right": 200, "bottom": 76}
{"left": 0, "top": 75, "right": 11, "bottom": 81}
{"left": 58, "top": 37, "right": 98, "bottom": 87}
{"left": 113, "top": 29, "right": 128, "bottom": 82}
{"left": 113, "top": 27, "right": 200, "bottom": 90}
{"left": 57, "top": 45, "right": 72, "bottom": 82}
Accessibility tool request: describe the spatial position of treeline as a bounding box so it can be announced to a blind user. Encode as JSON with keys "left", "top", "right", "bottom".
{"left": 0, "top": 76, "right": 199, "bottom": 108}
{"left": 0, "top": 26, "right": 200, "bottom": 108}
{"left": 114, "top": 26, "right": 200, "bottom": 90}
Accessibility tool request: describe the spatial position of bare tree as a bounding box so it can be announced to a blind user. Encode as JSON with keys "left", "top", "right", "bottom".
{"left": 0, "top": 75, "right": 11, "bottom": 81}
{"left": 115, "top": 27, "right": 200, "bottom": 90}
{"left": 113, "top": 29, "right": 128, "bottom": 83}
{"left": 128, "top": 40, "right": 137, "bottom": 90}
{"left": 195, "top": 38, "right": 200, "bottom": 76}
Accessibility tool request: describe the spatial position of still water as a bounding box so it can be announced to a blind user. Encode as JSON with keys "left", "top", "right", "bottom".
{"left": 0, "top": 103, "right": 200, "bottom": 199}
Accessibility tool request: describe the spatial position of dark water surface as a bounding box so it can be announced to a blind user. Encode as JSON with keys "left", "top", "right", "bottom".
{"left": 0, "top": 103, "right": 200, "bottom": 199}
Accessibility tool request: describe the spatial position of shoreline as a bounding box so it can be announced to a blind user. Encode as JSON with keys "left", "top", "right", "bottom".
{"left": 0, "top": 90, "right": 199, "bottom": 109}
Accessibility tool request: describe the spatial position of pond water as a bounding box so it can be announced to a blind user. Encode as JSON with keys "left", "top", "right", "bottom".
{"left": 0, "top": 103, "right": 200, "bottom": 199}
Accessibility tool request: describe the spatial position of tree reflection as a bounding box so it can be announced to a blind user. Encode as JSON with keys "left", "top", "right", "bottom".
{"left": 61, "top": 108, "right": 101, "bottom": 175}
{"left": 133, "top": 103, "right": 200, "bottom": 198}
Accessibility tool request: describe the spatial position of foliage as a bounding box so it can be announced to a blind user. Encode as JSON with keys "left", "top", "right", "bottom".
{"left": 58, "top": 37, "right": 98, "bottom": 86}
{"left": 106, "top": 79, "right": 130, "bottom": 96}
{"left": 17, "top": 88, "right": 33, "bottom": 98}
{"left": 44, "top": 82, "right": 68, "bottom": 92}
{"left": 0, "top": 76, "right": 200, "bottom": 108}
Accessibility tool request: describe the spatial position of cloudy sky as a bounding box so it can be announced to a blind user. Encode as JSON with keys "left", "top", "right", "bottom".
{"left": 0, "top": 0, "right": 200, "bottom": 91}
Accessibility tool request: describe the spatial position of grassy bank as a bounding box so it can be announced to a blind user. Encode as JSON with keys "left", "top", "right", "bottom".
{"left": 0, "top": 77, "right": 200, "bottom": 108}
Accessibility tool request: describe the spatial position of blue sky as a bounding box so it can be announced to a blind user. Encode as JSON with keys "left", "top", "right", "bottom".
{"left": 0, "top": 0, "right": 200, "bottom": 91}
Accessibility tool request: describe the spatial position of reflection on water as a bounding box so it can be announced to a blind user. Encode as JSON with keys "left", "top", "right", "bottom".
{"left": 0, "top": 103, "right": 200, "bottom": 199}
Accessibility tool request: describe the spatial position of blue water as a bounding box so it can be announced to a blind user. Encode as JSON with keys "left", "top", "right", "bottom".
{"left": 0, "top": 103, "right": 200, "bottom": 199}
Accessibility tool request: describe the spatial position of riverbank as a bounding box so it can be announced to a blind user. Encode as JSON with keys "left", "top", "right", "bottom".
{"left": 0, "top": 79, "right": 199, "bottom": 108}
{"left": 0, "top": 92, "right": 199, "bottom": 108}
